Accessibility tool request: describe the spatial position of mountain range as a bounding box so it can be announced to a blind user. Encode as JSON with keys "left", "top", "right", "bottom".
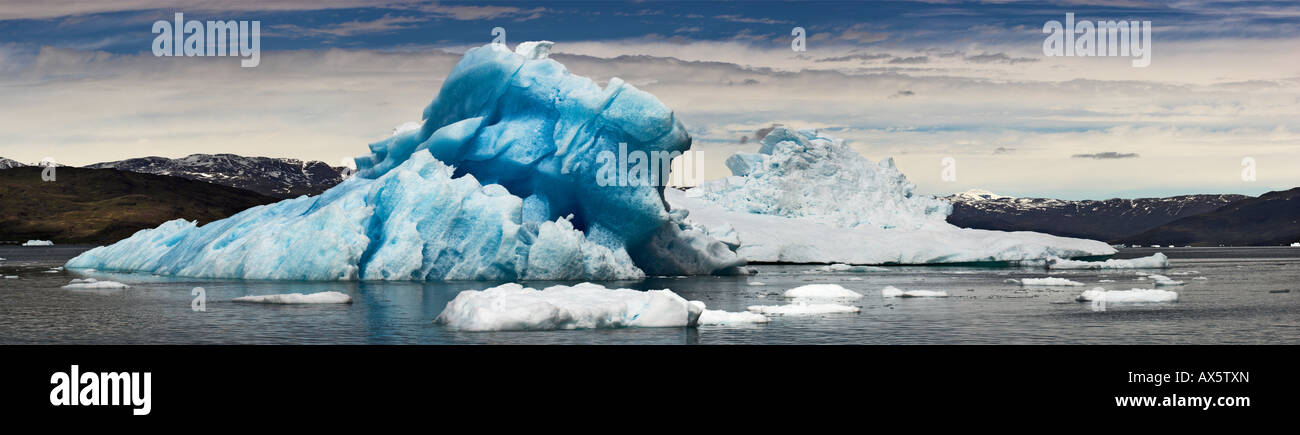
{"left": 3, "top": 154, "right": 349, "bottom": 198}
{"left": 944, "top": 189, "right": 1250, "bottom": 243}
{"left": 0, "top": 166, "right": 277, "bottom": 244}
{"left": 84, "top": 154, "right": 351, "bottom": 198}
{"left": 1116, "top": 187, "right": 1300, "bottom": 247}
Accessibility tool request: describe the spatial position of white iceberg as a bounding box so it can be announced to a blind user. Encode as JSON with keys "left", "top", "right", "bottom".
{"left": 435, "top": 282, "right": 704, "bottom": 331}
{"left": 666, "top": 127, "right": 1115, "bottom": 265}
{"left": 881, "top": 286, "right": 949, "bottom": 298}
{"left": 746, "top": 302, "right": 860, "bottom": 315}
{"left": 62, "top": 278, "right": 129, "bottom": 289}
{"left": 232, "top": 292, "right": 352, "bottom": 304}
{"left": 782, "top": 284, "right": 863, "bottom": 300}
{"left": 1046, "top": 253, "right": 1168, "bottom": 270}
{"left": 1075, "top": 288, "right": 1178, "bottom": 303}
{"left": 22, "top": 240, "right": 53, "bottom": 246}
{"left": 1020, "top": 277, "right": 1085, "bottom": 286}
{"left": 66, "top": 42, "right": 744, "bottom": 281}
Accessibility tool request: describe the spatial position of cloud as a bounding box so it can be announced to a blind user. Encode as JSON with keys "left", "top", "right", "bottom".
{"left": 0, "top": 0, "right": 388, "bottom": 21}
{"left": 275, "top": 14, "right": 427, "bottom": 38}
{"left": 835, "top": 24, "right": 889, "bottom": 43}
{"left": 4, "top": 34, "right": 1299, "bottom": 199}
{"left": 1071, "top": 152, "right": 1140, "bottom": 159}
{"left": 888, "top": 56, "right": 929, "bottom": 64}
{"left": 713, "top": 14, "right": 791, "bottom": 25}
{"left": 964, "top": 52, "right": 1038, "bottom": 65}
{"left": 815, "top": 53, "right": 890, "bottom": 62}
{"left": 0, "top": 1, "right": 548, "bottom": 22}
{"left": 889, "top": 90, "right": 916, "bottom": 98}
{"left": 417, "top": 4, "right": 547, "bottom": 21}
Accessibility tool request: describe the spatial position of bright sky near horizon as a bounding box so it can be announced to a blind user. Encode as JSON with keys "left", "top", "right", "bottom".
{"left": 0, "top": 0, "right": 1297, "bottom": 199}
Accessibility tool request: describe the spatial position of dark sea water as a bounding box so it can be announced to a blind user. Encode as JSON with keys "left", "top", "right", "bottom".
{"left": 1, "top": 245, "right": 1297, "bottom": 344}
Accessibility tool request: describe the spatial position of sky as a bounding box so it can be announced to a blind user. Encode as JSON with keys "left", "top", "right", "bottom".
{"left": 0, "top": 0, "right": 1297, "bottom": 199}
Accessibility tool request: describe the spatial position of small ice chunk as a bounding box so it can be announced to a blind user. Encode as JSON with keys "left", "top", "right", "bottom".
{"left": 881, "top": 286, "right": 948, "bottom": 298}
{"left": 22, "top": 240, "right": 53, "bottom": 246}
{"left": 1020, "top": 277, "right": 1085, "bottom": 286}
{"left": 746, "top": 302, "right": 860, "bottom": 315}
{"left": 812, "top": 263, "right": 888, "bottom": 273}
{"left": 1047, "top": 253, "right": 1168, "bottom": 270}
{"left": 63, "top": 279, "right": 129, "bottom": 289}
{"left": 1075, "top": 287, "right": 1178, "bottom": 303}
{"left": 233, "top": 292, "right": 352, "bottom": 304}
{"left": 3, "top": 275, "right": 17, "bottom": 279}
{"left": 435, "top": 282, "right": 701, "bottom": 331}
{"left": 747, "top": 281, "right": 767, "bottom": 286}
{"left": 783, "top": 284, "right": 863, "bottom": 300}
{"left": 698, "top": 309, "right": 769, "bottom": 325}
{"left": 1148, "top": 274, "right": 1184, "bottom": 286}
{"left": 1192, "top": 277, "right": 1208, "bottom": 280}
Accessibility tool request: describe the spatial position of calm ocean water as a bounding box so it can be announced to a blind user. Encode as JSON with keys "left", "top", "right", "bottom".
{"left": 1, "top": 245, "right": 1297, "bottom": 344}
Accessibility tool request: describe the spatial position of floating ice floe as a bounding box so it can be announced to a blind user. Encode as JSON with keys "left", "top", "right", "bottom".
{"left": 434, "top": 282, "right": 753, "bottom": 331}
{"left": 747, "top": 281, "right": 767, "bottom": 286}
{"left": 698, "top": 308, "right": 770, "bottom": 325}
{"left": 1075, "top": 287, "right": 1178, "bottom": 303}
{"left": 1046, "top": 253, "right": 1168, "bottom": 270}
{"left": 746, "top": 302, "right": 860, "bottom": 316}
{"left": 65, "top": 41, "right": 744, "bottom": 281}
{"left": 811, "top": 263, "right": 889, "bottom": 273}
{"left": 3, "top": 275, "right": 17, "bottom": 279}
{"left": 232, "top": 292, "right": 352, "bottom": 304}
{"left": 1192, "top": 277, "right": 1208, "bottom": 280}
{"left": 62, "top": 278, "right": 129, "bottom": 289}
{"left": 1148, "top": 274, "right": 1184, "bottom": 286}
{"left": 666, "top": 127, "right": 1115, "bottom": 265}
{"left": 22, "top": 240, "right": 53, "bottom": 246}
{"left": 1020, "top": 277, "right": 1085, "bottom": 286}
{"left": 783, "top": 284, "right": 863, "bottom": 300}
{"left": 881, "top": 286, "right": 949, "bottom": 298}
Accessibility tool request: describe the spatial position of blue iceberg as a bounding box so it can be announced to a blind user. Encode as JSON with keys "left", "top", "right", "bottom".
{"left": 67, "top": 42, "right": 745, "bottom": 280}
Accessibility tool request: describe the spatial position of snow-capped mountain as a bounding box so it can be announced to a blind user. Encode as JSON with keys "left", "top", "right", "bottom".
{"left": 0, "top": 157, "right": 25, "bottom": 169}
{"left": 85, "top": 154, "right": 350, "bottom": 198}
{"left": 944, "top": 189, "right": 1248, "bottom": 241}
